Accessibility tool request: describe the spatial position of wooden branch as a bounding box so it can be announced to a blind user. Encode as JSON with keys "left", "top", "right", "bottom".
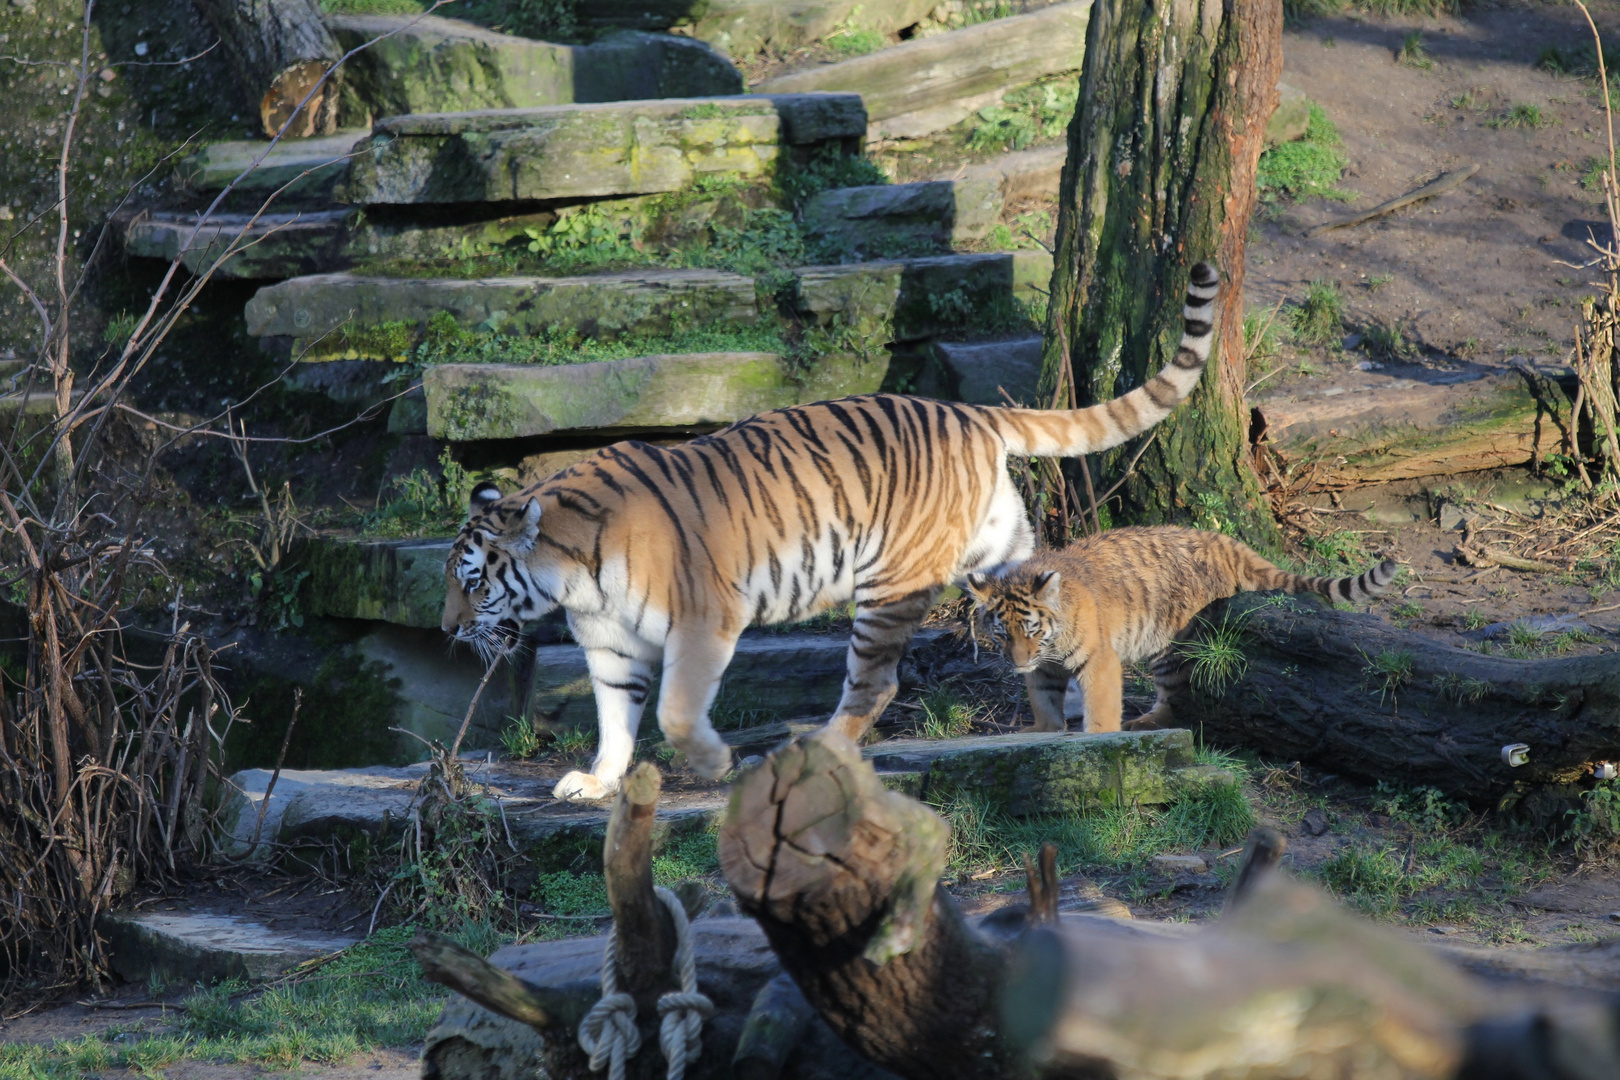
{"left": 193, "top": 0, "right": 341, "bottom": 137}
{"left": 1023, "top": 842, "right": 1059, "bottom": 927}
{"left": 719, "top": 731, "right": 1009, "bottom": 1080}
{"left": 409, "top": 930, "right": 594, "bottom": 1033}
{"left": 1172, "top": 594, "right": 1620, "bottom": 800}
{"left": 1453, "top": 541, "right": 1566, "bottom": 574}
{"left": 604, "top": 762, "right": 673, "bottom": 995}
{"left": 732, "top": 974, "right": 815, "bottom": 1080}
{"left": 1305, "top": 164, "right": 1480, "bottom": 237}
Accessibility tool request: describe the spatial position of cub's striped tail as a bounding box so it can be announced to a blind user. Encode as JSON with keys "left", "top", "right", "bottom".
{"left": 1228, "top": 536, "right": 1401, "bottom": 603}
{"left": 998, "top": 261, "right": 1220, "bottom": 457}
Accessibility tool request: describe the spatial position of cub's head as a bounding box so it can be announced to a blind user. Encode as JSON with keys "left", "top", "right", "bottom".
{"left": 442, "top": 481, "right": 557, "bottom": 656}
{"left": 964, "top": 570, "right": 1063, "bottom": 673}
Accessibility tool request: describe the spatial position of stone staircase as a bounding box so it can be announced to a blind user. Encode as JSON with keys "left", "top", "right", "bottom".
{"left": 111, "top": 0, "right": 1098, "bottom": 766}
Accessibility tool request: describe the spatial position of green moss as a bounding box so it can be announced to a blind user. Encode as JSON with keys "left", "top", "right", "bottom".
{"left": 777, "top": 145, "right": 890, "bottom": 211}
{"left": 335, "top": 320, "right": 415, "bottom": 362}
{"left": 966, "top": 77, "right": 1079, "bottom": 153}
{"left": 415, "top": 319, "right": 789, "bottom": 368}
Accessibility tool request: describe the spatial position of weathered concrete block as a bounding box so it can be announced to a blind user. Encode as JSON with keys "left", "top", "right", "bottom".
{"left": 801, "top": 178, "right": 1003, "bottom": 254}
{"left": 98, "top": 909, "right": 358, "bottom": 985}
{"left": 337, "top": 94, "right": 866, "bottom": 205}
{"left": 303, "top": 536, "right": 452, "bottom": 628}
{"left": 793, "top": 250, "right": 1051, "bottom": 343}
{"left": 866, "top": 729, "right": 1199, "bottom": 814}
{"left": 947, "top": 143, "right": 1065, "bottom": 203}
{"left": 424, "top": 350, "right": 888, "bottom": 441}
{"left": 757, "top": 2, "right": 1090, "bottom": 139}
{"left": 327, "top": 14, "right": 742, "bottom": 123}
{"left": 1267, "top": 81, "right": 1310, "bottom": 147}
{"left": 933, "top": 334, "right": 1043, "bottom": 405}
{"left": 244, "top": 268, "right": 758, "bottom": 357}
{"left": 176, "top": 131, "right": 366, "bottom": 196}
{"left": 117, "top": 209, "right": 355, "bottom": 279}
{"left": 1253, "top": 364, "right": 1577, "bottom": 484}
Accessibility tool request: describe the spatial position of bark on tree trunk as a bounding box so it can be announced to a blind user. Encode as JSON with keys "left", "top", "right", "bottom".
{"left": 193, "top": 0, "right": 341, "bottom": 137}
{"left": 1041, "top": 0, "right": 1282, "bottom": 549}
{"left": 1168, "top": 594, "right": 1620, "bottom": 803}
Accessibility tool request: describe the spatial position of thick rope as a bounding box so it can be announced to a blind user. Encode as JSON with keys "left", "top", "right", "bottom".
{"left": 578, "top": 886, "right": 713, "bottom": 1080}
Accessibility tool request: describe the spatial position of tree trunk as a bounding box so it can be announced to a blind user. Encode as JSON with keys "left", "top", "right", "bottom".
{"left": 1042, "top": 0, "right": 1281, "bottom": 548}
{"left": 193, "top": 0, "right": 341, "bottom": 137}
{"left": 1168, "top": 594, "right": 1620, "bottom": 804}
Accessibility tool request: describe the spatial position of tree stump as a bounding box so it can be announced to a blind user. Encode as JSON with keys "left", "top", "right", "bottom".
{"left": 1167, "top": 594, "right": 1620, "bottom": 803}
{"left": 194, "top": 0, "right": 341, "bottom": 137}
{"left": 1041, "top": 0, "right": 1282, "bottom": 547}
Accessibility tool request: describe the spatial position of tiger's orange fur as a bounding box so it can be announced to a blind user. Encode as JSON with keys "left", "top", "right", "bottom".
{"left": 443, "top": 263, "right": 1222, "bottom": 800}
{"left": 966, "top": 526, "right": 1398, "bottom": 734}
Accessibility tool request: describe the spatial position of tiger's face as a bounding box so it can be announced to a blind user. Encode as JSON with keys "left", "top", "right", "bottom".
{"left": 442, "top": 482, "right": 557, "bottom": 659}
{"left": 964, "top": 570, "right": 1063, "bottom": 672}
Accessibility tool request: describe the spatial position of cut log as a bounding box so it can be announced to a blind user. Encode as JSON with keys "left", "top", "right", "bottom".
{"left": 1169, "top": 594, "right": 1620, "bottom": 803}
{"left": 603, "top": 763, "right": 675, "bottom": 997}
{"left": 194, "top": 0, "right": 341, "bottom": 137}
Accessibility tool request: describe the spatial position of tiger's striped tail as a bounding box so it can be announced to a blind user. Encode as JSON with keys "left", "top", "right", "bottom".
{"left": 1289, "top": 559, "right": 1402, "bottom": 604}
{"left": 998, "top": 261, "right": 1220, "bottom": 457}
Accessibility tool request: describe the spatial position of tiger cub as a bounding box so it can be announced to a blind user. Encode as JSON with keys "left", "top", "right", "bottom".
{"left": 965, "top": 526, "right": 1398, "bottom": 734}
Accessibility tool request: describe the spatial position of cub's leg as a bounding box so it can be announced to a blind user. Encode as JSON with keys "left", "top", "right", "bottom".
{"left": 826, "top": 587, "right": 940, "bottom": 743}
{"left": 1124, "top": 646, "right": 1190, "bottom": 731}
{"left": 555, "top": 646, "right": 656, "bottom": 801}
{"left": 1076, "top": 647, "right": 1124, "bottom": 734}
{"left": 656, "top": 627, "right": 741, "bottom": 781}
{"left": 1025, "top": 661, "right": 1070, "bottom": 732}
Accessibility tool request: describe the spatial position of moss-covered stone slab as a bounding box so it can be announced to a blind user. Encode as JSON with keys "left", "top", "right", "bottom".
{"left": 302, "top": 536, "right": 452, "bottom": 628}
{"left": 1253, "top": 364, "right": 1577, "bottom": 484}
{"left": 328, "top": 14, "right": 742, "bottom": 124}
{"left": 1267, "top": 81, "right": 1310, "bottom": 146}
{"left": 424, "top": 350, "right": 888, "bottom": 441}
{"left": 244, "top": 268, "right": 758, "bottom": 358}
{"left": 117, "top": 209, "right": 354, "bottom": 279}
{"left": 756, "top": 1, "right": 1090, "bottom": 139}
{"left": 337, "top": 93, "right": 866, "bottom": 205}
{"left": 865, "top": 729, "right": 1201, "bottom": 814}
{"left": 793, "top": 250, "right": 1051, "bottom": 343}
{"left": 682, "top": 0, "right": 938, "bottom": 59}
{"left": 801, "top": 178, "right": 1003, "bottom": 255}
{"left": 98, "top": 909, "right": 359, "bottom": 986}
{"left": 176, "top": 131, "right": 366, "bottom": 196}
{"left": 932, "top": 335, "right": 1043, "bottom": 405}
{"left": 946, "top": 143, "right": 1065, "bottom": 203}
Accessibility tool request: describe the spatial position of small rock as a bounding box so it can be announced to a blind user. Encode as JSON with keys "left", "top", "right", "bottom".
{"left": 99, "top": 67, "right": 116, "bottom": 82}
{"left": 1437, "top": 502, "right": 1476, "bottom": 532}
{"left": 0, "top": 206, "right": 12, "bottom": 222}
{"left": 1341, "top": 332, "right": 1364, "bottom": 350}
{"left": 1355, "top": 359, "right": 1383, "bottom": 371}
{"left": 738, "top": 754, "right": 764, "bottom": 769}
{"left": 1428, "top": 925, "right": 1460, "bottom": 935}
{"left": 134, "top": 41, "right": 148, "bottom": 56}
{"left": 1152, "top": 853, "right": 1207, "bottom": 875}
{"left": 1301, "top": 807, "right": 1329, "bottom": 836}
{"left": 1609, "top": 912, "right": 1620, "bottom": 923}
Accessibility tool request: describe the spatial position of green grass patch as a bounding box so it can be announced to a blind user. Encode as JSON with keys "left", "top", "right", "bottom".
{"left": 1286, "top": 280, "right": 1345, "bottom": 347}
{"left": 1364, "top": 319, "right": 1419, "bottom": 361}
{"left": 916, "top": 683, "right": 984, "bottom": 740}
{"left": 966, "top": 78, "right": 1079, "bottom": 153}
{"left": 1257, "top": 104, "right": 1352, "bottom": 202}
{"left": 414, "top": 319, "right": 790, "bottom": 369}
{"left": 1284, "top": 0, "right": 1462, "bottom": 17}
{"left": 826, "top": 25, "right": 886, "bottom": 57}
{"left": 1362, "top": 648, "right": 1414, "bottom": 704}
{"left": 1487, "top": 103, "right": 1551, "bottom": 130}
{"left": 362, "top": 448, "right": 475, "bottom": 538}
{"left": 1298, "top": 529, "right": 1368, "bottom": 574}
{"left": 1397, "top": 32, "right": 1433, "bottom": 70}
{"left": 777, "top": 146, "right": 890, "bottom": 211}
{"left": 1180, "top": 611, "right": 1251, "bottom": 696}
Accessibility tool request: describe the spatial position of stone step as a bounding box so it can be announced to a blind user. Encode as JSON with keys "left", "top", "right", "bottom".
{"left": 929, "top": 334, "right": 1044, "bottom": 406}
{"left": 243, "top": 268, "right": 758, "bottom": 359}
{"left": 938, "top": 143, "right": 1066, "bottom": 204}
{"left": 685, "top": 0, "right": 938, "bottom": 59}
{"left": 337, "top": 93, "right": 866, "bottom": 206}
{"left": 800, "top": 178, "right": 1003, "bottom": 258}
{"left": 303, "top": 535, "right": 452, "bottom": 628}
{"left": 756, "top": 1, "right": 1090, "bottom": 142}
{"left": 177, "top": 131, "right": 366, "bottom": 197}
{"left": 215, "top": 726, "right": 1213, "bottom": 874}
{"left": 98, "top": 908, "right": 358, "bottom": 986}
{"left": 423, "top": 350, "right": 886, "bottom": 441}
{"left": 1252, "top": 363, "right": 1577, "bottom": 485}
{"left": 328, "top": 15, "right": 742, "bottom": 124}
{"left": 792, "top": 249, "right": 1051, "bottom": 343}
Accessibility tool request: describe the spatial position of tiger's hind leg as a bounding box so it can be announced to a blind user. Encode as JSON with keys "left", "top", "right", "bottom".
{"left": 555, "top": 645, "right": 656, "bottom": 801}
{"left": 656, "top": 626, "right": 741, "bottom": 781}
{"left": 1025, "top": 661, "right": 1070, "bottom": 732}
{"left": 1124, "top": 644, "right": 1192, "bottom": 731}
{"left": 826, "top": 587, "right": 940, "bottom": 743}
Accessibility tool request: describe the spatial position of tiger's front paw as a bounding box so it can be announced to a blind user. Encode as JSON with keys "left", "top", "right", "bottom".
{"left": 554, "top": 770, "right": 616, "bottom": 801}
{"left": 681, "top": 733, "right": 733, "bottom": 781}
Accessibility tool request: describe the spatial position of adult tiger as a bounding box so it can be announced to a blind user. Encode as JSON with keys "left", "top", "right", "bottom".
{"left": 444, "top": 262, "right": 1221, "bottom": 800}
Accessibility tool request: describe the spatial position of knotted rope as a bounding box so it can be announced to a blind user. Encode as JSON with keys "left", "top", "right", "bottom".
{"left": 578, "top": 886, "right": 713, "bottom": 1080}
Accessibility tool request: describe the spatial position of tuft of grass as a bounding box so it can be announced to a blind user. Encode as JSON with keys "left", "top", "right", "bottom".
{"left": 1257, "top": 104, "right": 1353, "bottom": 202}
{"left": 1435, "top": 672, "right": 1490, "bottom": 704}
{"left": 362, "top": 448, "right": 475, "bottom": 538}
{"left": 1363, "top": 648, "right": 1415, "bottom": 704}
{"left": 966, "top": 78, "right": 1079, "bottom": 153}
{"left": 1581, "top": 154, "right": 1615, "bottom": 193}
{"left": 826, "top": 24, "right": 886, "bottom": 57}
{"left": 1299, "top": 529, "right": 1367, "bottom": 574}
{"left": 1364, "top": 320, "right": 1420, "bottom": 361}
{"left": 1365, "top": 273, "right": 1394, "bottom": 291}
{"left": 551, "top": 726, "right": 596, "bottom": 762}
{"left": 501, "top": 720, "right": 541, "bottom": 760}
{"left": 1180, "top": 612, "right": 1250, "bottom": 696}
{"left": 1487, "top": 103, "right": 1551, "bottom": 130}
{"left": 1391, "top": 600, "right": 1423, "bottom": 621}
{"left": 1397, "top": 32, "right": 1433, "bottom": 70}
{"left": 1538, "top": 46, "right": 1574, "bottom": 74}
{"left": 917, "top": 684, "right": 982, "bottom": 740}
{"left": 1287, "top": 281, "right": 1345, "bottom": 347}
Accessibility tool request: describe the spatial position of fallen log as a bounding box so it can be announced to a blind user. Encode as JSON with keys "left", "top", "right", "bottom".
{"left": 719, "top": 732, "right": 1620, "bottom": 1080}
{"left": 1168, "top": 594, "right": 1620, "bottom": 803}
{"left": 194, "top": 0, "right": 341, "bottom": 137}
{"left": 1305, "top": 164, "right": 1480, "bottom": 237}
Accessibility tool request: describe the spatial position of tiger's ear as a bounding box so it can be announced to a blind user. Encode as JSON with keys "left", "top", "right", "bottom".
{"left": 963, "top": 573, "right": 992, "bottom": 602}
{"left": 470, "top": 481, "right": 502, "bottom": 515}
{"left": 518, "top": 498, "right": 542, "bottom": 539}
{"left": 1033, "top": 571, "right": 1062, "bottom": 607}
